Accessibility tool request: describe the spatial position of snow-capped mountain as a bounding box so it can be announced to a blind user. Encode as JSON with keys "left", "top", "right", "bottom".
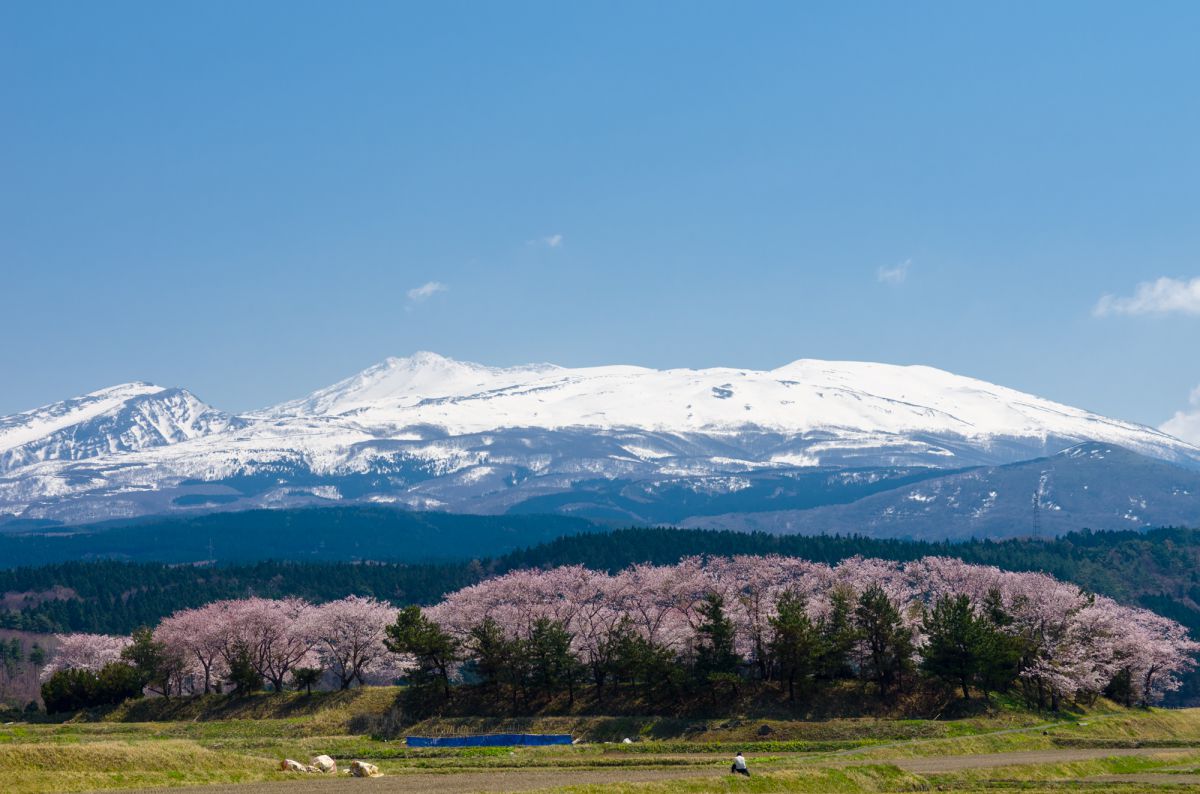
{"left": 0, "top": 383, "right": 239, "bottom": 473}
{"left": 1, "top": 353, "right": 1198, "bottom": 530}
{"left": 270, "top": 352, "right": 564, "bottom": 420}
{"left": 267, "top": 353, "right": 1192, "bottom": 457}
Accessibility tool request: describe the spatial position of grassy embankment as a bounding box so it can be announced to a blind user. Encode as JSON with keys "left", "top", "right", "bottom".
{"left": 3, "top": 688, "right": 1200, "bottom": 793}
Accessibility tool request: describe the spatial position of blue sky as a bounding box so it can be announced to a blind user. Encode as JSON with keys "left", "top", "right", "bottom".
{"left": 2, "top": 2, "right": 1199, "bottom": 435}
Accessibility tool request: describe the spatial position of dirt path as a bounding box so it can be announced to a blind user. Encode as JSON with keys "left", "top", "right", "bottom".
{"left": 1084, "top": 777, "right": 1200, "bottom": 791}
{"left": 119, "top": 766, "right": 725, "bottom": 794}
{"left": 1084, "top": 773, "right": 1200, "bottom": 785}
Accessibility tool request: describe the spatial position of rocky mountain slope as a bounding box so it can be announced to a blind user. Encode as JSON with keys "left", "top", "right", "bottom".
{"left": 681, "top": 443, "right": 1200, "bottom": 540}
{"left": 0, "top": 383, "right": 240, "bottom": 472}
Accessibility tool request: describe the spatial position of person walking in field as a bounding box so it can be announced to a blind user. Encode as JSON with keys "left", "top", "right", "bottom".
{"left": 731, "top": 751, "right": 750, "bottom": 776}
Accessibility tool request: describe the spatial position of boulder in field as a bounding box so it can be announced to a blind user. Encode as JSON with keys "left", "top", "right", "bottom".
{"left": 311, "top": 755, "right": 337, "bottom": 773}
{"left": 281, "top": 759, "right": 316, "bottom": 773}
{"left": 349, "top": 760, "right": 382, "bottom": 778}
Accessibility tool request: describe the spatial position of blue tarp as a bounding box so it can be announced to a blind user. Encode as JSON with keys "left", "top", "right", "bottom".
{"left": 406, "top": 734, "right": 574, "bottom": 748}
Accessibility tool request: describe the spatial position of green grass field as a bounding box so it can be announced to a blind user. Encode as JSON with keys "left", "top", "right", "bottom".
{"left": 3, "top": 689, "right": 1200, "bottom": 793}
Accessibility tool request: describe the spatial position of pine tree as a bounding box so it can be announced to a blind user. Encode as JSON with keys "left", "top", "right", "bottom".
{"left": 976, "top": 588, "right": 1022, "bottom": 699}
{"left": 606, "top": 619, "right": 682, "bottom": 696}
{"left": 527, "top": 618, "right": 583, "bottom": 705}
{"left": 694, "top": 592, "right": 741, "bottom": 695}
{"left": 227, "top": 645, "right": 263, "bottom": 694}
{"left": 768, "top": 589, "right": 819, "bottom": 701}
{"left": 816, "top": 588, "right": 857, "bottom": 680}
{"left": 385, "top": 606, "right": 460, "bottom": 699}
{"left": 121, "top": 627, "right": 182, "bottom": 698}
{"left": 920, "top": 594, "right": 984, "bottom": 700}
{"left": 854, "top": 585, "right": 914, "bottom": 697}
{"left": 468, "top": 617, "right": 527, "bottom": 711}
{"left": 292, "top": 667, "right": 322, "bottom": 695}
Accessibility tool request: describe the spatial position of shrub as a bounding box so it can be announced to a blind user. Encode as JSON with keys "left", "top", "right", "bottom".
{"left": 40, "top": 661, "right": 142, "bottom": 713}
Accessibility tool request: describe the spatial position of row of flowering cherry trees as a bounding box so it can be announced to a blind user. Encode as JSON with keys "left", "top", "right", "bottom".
{"left": 424, "top": 556, "right": 1199, "bottom": 707}
{"left": 41, "top": 556, "right": 1200, "bottom": 707}
{"left": 42, "top": 596, "right": 405, "bottom": 697}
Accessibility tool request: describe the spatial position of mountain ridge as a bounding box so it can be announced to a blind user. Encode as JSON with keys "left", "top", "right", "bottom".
{"left": 262, "top": 354, "right": 1196, "bottom": 455}
{"left": 1, "top": 354, "right": 1197, "bottom": 531}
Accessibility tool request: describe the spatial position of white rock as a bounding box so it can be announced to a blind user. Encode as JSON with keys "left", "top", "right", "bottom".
{"left": 349, "top": 760, "right": 382, "bottom": 778}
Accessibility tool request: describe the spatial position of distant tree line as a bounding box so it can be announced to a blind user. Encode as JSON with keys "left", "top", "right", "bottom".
{"left": 1, "top": 638, "right": 45, "bottom": 674}
{"left": 0, "top": 559, "right": 477, "bottom": 634}
{"left": 0, "top": 507, "right": 596, "bottom": 569}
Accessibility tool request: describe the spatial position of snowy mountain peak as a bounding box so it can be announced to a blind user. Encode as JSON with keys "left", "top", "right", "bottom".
{"left": 270, "top": 353, "right": 564, "bottom": 418}
{"left": 0, "top": 383, "right": 238, "bottom": 472}
{"left": 0, "top": 382, "right": 166, "bottom": 454}
{"left": 87, "top": 381, "right": 165, "bottom": 399}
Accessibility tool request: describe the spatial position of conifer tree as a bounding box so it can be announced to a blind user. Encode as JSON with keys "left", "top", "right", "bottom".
{"left": 385, "top": 606, "right": 459, "bottom": 699}
{"left": 768, "top": 589, "right": 819, "bottom": 701}
{"left": 854, "top": 584, "right": 914, "bottom": 696}
{"left": 528, "top": 618, "right": 583, "bottom": 705}
{"left": 694, "top": 592, "right": 741, "bottom": 695}
{"left": 921, "top": 594, "right": 984, "bottom": 699}
{"left": 817, "top": 588, "right": 857, "bottom": 680}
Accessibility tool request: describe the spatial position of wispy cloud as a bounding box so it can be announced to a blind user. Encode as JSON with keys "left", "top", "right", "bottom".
{"left": 406, "top": 281, "right": 447, "bottom": 305}
{"left": 877, "top": 259, "right": 910, "bottom": 285}
{"left": 1094, "top": 276, "right": 1200, "bottom": 317}
{"left": 1161, "top": 385, "right": 1200, "bottom": 446}
{"left": 528, "top": 233, "right": 563, "bottom": 249}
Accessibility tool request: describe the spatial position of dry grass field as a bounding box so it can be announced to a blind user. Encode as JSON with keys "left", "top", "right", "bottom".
{"left": 3, "top": 689, "right": 1200, "bottom": 793}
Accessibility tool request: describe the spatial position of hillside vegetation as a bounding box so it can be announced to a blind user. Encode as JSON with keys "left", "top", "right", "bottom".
{"left": 0, "top": 507, "right": 599, "bottom": 568}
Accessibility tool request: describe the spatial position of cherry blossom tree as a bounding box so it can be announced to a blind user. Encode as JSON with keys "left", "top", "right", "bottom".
{"left": 41, "top": 633, "right": 131, "bottom": 681}
{"left": 207, "top": 597, "right": 318, "bottom": 692}
{"left": 426, "top": 554, "right": 1198, "bottom": 705}
{"left": 67, "top": 552, "right": 1198, "bottom": 707}
{"left": 250, "top": 597, "right": 318, "bottom": 692}
{"left": 156, "top": 603, "right": 230, "bottom": 694}
{"left": 310, "top": 596, "right": 398, "bottom": 688}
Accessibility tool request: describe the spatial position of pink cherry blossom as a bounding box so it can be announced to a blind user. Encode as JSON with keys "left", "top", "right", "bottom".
{"left": 41, "top": 633, "right": 130, "bottom": 681}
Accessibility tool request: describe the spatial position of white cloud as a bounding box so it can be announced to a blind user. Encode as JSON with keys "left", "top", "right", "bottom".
{"left": 406, "top": 281, "right": 447, "bottom": 304}
{"left": 877, "top": 259, "right": 910, "bottom": 285}
{"left": 529, "top": 234, "right": 563, "bottom": 248}
{"left": 1161, "top": 385, "right": 1200, "bottom": 446}
{"left": 1094, "top": 276, "right": 1200, "bottom": 317}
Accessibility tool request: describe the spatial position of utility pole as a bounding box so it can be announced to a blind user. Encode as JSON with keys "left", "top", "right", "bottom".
{"left": 1031, "top": 492, "right": 1042, "bottom": 538}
